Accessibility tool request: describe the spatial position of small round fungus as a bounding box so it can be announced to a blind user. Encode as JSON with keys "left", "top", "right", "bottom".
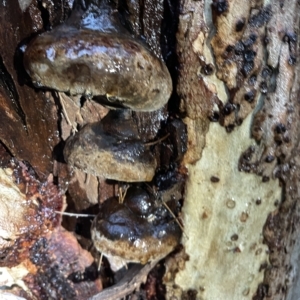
{"left": 91, "top": 186, "right": 181, "bottom": 265}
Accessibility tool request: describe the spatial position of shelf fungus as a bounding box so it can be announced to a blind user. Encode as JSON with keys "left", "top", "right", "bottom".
{"left": 91, "top": 186, "right": 182, "bottom": 270}
{"left": 23, "top": 25, "right": 172, "bottom": 111}
{"left": 23, "top": 5, "right": 173, "bottom": 181}
{"left": 63, "top": 114, "right": 157, "bottom": 182}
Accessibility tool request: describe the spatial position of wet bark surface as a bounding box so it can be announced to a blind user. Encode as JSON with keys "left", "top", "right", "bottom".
{"left": 0, "top": 0, "right": 64, "bottom": 178}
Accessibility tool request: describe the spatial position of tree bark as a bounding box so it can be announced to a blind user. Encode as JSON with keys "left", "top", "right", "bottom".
{"left": 0, "top": 0, "right": 300, "bottom": 299}
{"left": 172, "top": 1, "right": 300, "bottom": 300}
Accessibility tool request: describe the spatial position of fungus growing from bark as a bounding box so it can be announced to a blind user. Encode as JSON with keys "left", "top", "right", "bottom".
{"left": 91, "top": 185, "right": 182, "bottom": 270}
{"left": 63, "top": 109, "right": 159, "bottom": 182}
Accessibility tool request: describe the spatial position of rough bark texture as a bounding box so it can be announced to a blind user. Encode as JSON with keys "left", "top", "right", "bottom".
{"left": 172, "top": 0, "right": 300, "bottom": 299}
{"left": 0, "top": 0, "right": 70, "bottom": 179}
{"left": 0, "top": 0, "right": 183, "bottom": 299}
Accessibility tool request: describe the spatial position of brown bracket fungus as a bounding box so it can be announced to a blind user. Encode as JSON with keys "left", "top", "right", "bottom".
{"left": 63, "top": 110, "right": 157, "bottom": 182}
{"left": 63, "top": 118, "right": 157, "bottom": 182}
{"left": 91, "top": 185, "right": 182, "bottom": 270}
{"left": 23, "top": 25, "right": 172, "bottom": 112}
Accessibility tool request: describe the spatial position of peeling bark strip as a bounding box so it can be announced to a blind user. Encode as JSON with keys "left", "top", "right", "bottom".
{"left": 176, "top": 0, "right": 216, "bottom": 120}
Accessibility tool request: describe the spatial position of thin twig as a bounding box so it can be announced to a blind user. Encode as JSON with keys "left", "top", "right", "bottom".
{"left": 88, "top": 260, "right": 159, "bottom": 300}
{"left": 144, "top": 133, "right": 170, "bottom": 147}
{"left": 118, "top": 185, "right": 129, "bottom": 204}
{"left": 162, "top": 202, "right": 187, "bottom": 238}
{"left": 55, "top": 211, "right": 96, "bottom": 218}
{"left": 98, "top": 252, "right": 103, "bottom": 271}
{"left": 57, "top": 92, "right": 78, "bottom": 133}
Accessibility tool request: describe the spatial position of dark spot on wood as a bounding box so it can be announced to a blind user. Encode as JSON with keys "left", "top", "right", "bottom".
{"left": 208, "top": 111, "right": 220, "bottom": 122}
{"left": 253, "top": 283, "right": 269, "bottom": 300}
{"left": 283, "top": 136, "right": 290, "bottom": 143}
{"left": 259, "top": 262, "right": 268, "bottom": 272}
{"left": 256, "top": 199, "right": 262, "bottom": 205}
{"left": 249, "top": 33, "right": 258, "bottom": 43}
{"left": 225, "top": 45, "right": 234, "bottom": 53}
{"left": 201, "top": 63, "right": 214, "bottom": 75}
{"left": 283, "top": 32, "right": 297, "bottom": 44}
{"left": 223, "top": 103, "right": 235, "bottom": 115}
{"left": 212, "top": 0, "right": 229, "bottom": 15}
{"left": 182, "top": 289, "right": 198, "bottom": 300}
{"left": 265, "top": 155, "right": 275, "bottom": 163}
{"left": 210, "top": 176, "right": 220, "bottom": 183}
{"left": 262, "top": 176, "right": 270, "bottom": 182}
{"left": 236, "top": 118, "right": 243, "bottom": 126}
{"left": 238, "top": 146, "right": 258, "bottom": 173}
{"left": 243, "top": 34, "right": 257, "bottom": 48}
{"left": 242, "top": 61, "right": 254, "bottom": 77}
{"left": 262, "top": 67, "right": 272, "bottom": 78}
{"left": 249, "top": 6, "right": 272, "bottom": 28}
{"left": 202, "top": 212, "right": 209, "bottom": 219}
{"left": 264, "top": 36, "right": 270, "bottom": 44}
{"left": 288, "top": 55, "right": 296, "bottom": 65}
{"left": 235, "top": 19, "right": 245, "bottom": 32}
{"left": 244, "top": 91, "right": 255, "bottom": 103}
{"left": 234, "top": 41, "right": 244, "bottom": 55}
{"left": 275, "top": 123, "right": 286, "bottom": 134}
{"left": 225, "top": 124, "right": 235, "bottom": 132}
{"left": 231, "top": 234, "right": 238, "bottom": 241}
{"left": 260, "top": 82, "right": 268, "bottom": 94}
{"left": 244, "top": 50, "right": 256, "bottom": 62}
{"left": 240, "top": 212, "right": 248, "bottom": 222}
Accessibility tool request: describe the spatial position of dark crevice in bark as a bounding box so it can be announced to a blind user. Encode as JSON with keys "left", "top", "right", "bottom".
{"left": 37, "top": 0, "right": 52, "bottom": 30}
{"left": 161, "top": 0, "right": 181, "bottom": 115}
{"left": 0, "top": 54, "right": 27, "bottom": 131}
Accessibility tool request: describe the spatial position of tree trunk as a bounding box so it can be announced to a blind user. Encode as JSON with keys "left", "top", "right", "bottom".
{"left": 0, "top": 0, "right": 300, "bottom": 299}
{"left": 172, "top": 1, "right": 300, "bottom": 299}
